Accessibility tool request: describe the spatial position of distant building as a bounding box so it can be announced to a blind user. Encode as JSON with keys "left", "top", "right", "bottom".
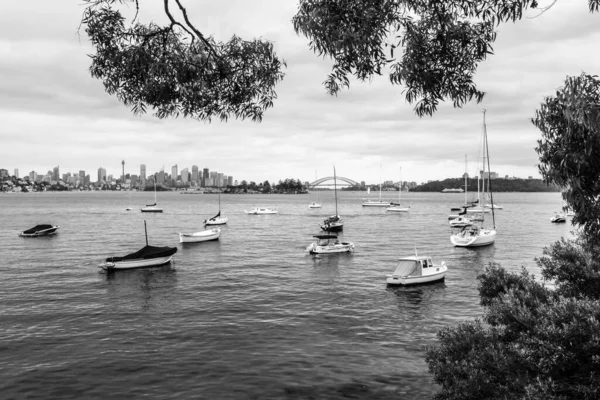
{"left": 158, "top": 170, "right": 165, "bottom": 183}
{"left": 14, "top": 168, "right": 18, "bottom": 178}
{"left": 98, "top": 167, "right": 106, "bottom": 183}
{"left": 130, "top": 174, "right": 138, "bottom": 188}
{"left": 202, "top": 168, "right": 209, "bottom": 187}
{"left": 79, "top": 170, "right": 85, "bottom": 186}
{"left": 181, "top": 168, "right": 189, "bottom": 183}
{"left": 53, "top": 166, "right": 60, "bottom": 182}
{"left": 227, "top": 176, "right": 233, "bottom": 186}
{"left": 171, "top": 165, "right": 178, "bottom": 181}
{"left": 192, "top": 165, "right": 199, "bottom": 183}
{"left": 217, "top": 173, "right": 224, "bottom": 187}
{"left": 360, "top": 181, "right": 365, "bottom": 187}
{"left": 140, "top": 164, "right": 146, "bottom": 180}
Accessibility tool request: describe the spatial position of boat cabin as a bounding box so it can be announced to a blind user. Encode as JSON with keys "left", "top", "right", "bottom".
{"left": 392, "top": 256, "right": 434, "bottom": 277}
{"left": 313, "top": 234, "right": 340, "bottom": 246}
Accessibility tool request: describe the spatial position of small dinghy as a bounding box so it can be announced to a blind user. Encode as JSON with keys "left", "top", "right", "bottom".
{"left": 306, "top": 234, "right": 354, "bottom": 254}
{"left": 19, "top": 224, "right": 60, "bottom": 237}
{"left": 550, "top": 213, "right": 566, "bottom": 223}
{"left": 179, "top": 227, "right": 221, "bottom": 243}
{"left": 99, "top": 221, "right": 176, "bottom": 270}
{"left": 386, "top": 252, "right": 447, "bottom": 286}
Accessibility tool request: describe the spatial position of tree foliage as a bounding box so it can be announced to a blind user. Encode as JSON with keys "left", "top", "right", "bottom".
{"left": 82, "top": 0, "right": 286, "bottom": 122}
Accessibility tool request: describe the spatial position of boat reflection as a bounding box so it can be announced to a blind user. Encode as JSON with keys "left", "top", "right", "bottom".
{"left": 386, "top": 280, "right": 447, "bottom": 308}
{"left": 102, "top": 264, "right": 178, "bottom": 312}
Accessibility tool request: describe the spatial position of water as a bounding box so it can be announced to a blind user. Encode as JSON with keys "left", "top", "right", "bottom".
{"left": 0, "top": 191, "right": 573, "bottom": 399}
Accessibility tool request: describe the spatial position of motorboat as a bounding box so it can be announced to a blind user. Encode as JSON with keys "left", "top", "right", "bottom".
{"left": 450, "top": 110, "right": 497, "bottom": 248}
{"left": 320, "top": 214, "right": 343, "bottom": 232}
{"left": 179, "top": 227, "right": 221, "bottom": 243}
{"left": 306, "top": 234, "right": 354, "bottom": 254}
{"left": 99, "top": 221, "right": 176, "bottom": 270}
{"left": 19, "top": 224, "right": 60, "bottom": 237}
{"left": 308, "top": 202, "right": 322, "bottom": 209}
{"left": 141, "top": 182, "right": 163, "bottom": 213}
{"left": 448, "top": 216, "right": 473, "bottom": 227}
{"left": 484, "top": 203, "right": 503, "bottom": 209}
{"left": 450, "top": 225, "right": 497, "bottom": 247}
{"left": 550, "top": 213, "right": 566, "bottom": 223}
{"left": 245, "top": 207, "right": 278, "bottom": 214}
{"left": 204, "top": 193, "right": 228, "bottom": 225}
{"left": 386, "top": 255, "right": 447, "bottom": 285}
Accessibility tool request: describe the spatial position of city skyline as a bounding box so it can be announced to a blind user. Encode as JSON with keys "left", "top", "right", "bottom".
{"left": 1, "top": 2, "right": 598, "bottom": 183}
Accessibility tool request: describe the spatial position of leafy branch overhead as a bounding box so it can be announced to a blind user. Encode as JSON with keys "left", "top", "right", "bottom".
{"left": 293, "top": 0, "right": 600, "bottom": 117}
{"left": 82, "top": 0, "right": 286, "bottom": 122}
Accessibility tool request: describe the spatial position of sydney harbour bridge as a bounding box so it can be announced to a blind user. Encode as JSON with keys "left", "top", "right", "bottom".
{"left": 307, "top": 176, "right": 359, "bottom": 189}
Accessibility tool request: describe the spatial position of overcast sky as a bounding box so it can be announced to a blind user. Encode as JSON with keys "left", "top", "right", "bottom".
{"left": 1, "top": 1, "right": 598, "bottom": 184}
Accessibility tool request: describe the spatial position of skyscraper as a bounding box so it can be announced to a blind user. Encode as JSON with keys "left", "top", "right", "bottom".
{"left": 79, "top": 170, "right": 85, "bottom": 186}
{"left": 181, "top": 168, "right": 189, "bottom": 183}
{"left": 14, "top": 168, "right": 19, "bottom": 178}
{"left": 172, "top": 164, "right": 178, "bottom": 181}
{"left": 53, "top": 166, "right": 59, "bottom": 182}
{"left": 140, "top": 164, "right": 146, "bottom": 179}
{"left": 192, "top": 165, "right": 199, "bottom": 183}
{"left": 121, "top": 160, "right": 125, "bottom": 183}
{"left": 97, "top": 167, "right": 107, "bottom": 183}
{"left": 202, "top": 168, "right": 209, "bottom": 188}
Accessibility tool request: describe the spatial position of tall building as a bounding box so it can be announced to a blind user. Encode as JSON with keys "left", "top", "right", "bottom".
{"left": 97, "top": 167, "right": 107, "bottom": 183}
{"left": 227, "top": 176, "right": 233, "bottom": 186}
{"left": 79, "top": 170, "right": 85, "bottom": 186}
{"left": 140, "top": 164, "right": 146, "bottom": 179}
{"left": 121, "top": 160, "right": 125, "bottom": 183}
{"left": 192, "top": 165, "right": 199, "bottom": 183}
{"left": 181, "top": 168, "right": 189, "bottom": 183}
{"left": 217, "top": 173, "right": 224, "bottom": 187}
{"left": 130, "top": 174, "right": 138, "bottom": 188}
{"left": 158, "top": 169, "right": 165, "bottom": 183}
{"left": 14, "top": 168, "right": 18, "bottom": 178}
{"left": 53, "top": 166, "right": 59, "bottom": 182}
{"left": 202, "top": 167, "right": 209, "bottom": 187}
{"left": 171, "top": 164, "right": 178, "bottom": 181}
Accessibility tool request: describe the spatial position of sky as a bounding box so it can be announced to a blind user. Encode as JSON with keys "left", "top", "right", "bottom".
{"left": 1, "top": 0, "right": 599, "bottom": 185}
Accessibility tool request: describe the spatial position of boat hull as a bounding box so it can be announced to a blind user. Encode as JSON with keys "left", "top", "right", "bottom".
{"left": 99, "top": 255, "right": 174, "bottom": 270}
{"left": 386, "top": 270, "right": 446, "bottom": 285}
{"left": 205, "top": 217, "right": 228, "bottom": 226}
{"left": 306, "top": 242, "right": 354, "bottom": 254}
{"left": 245, "top": 209, "right": 277, "bottom": 214}
{"left": 19, "top": 226, "right": 60, "bottom": 237}
{"left": 141, "top": 207, "right": 163, "bottom": 213}
{"left": 451, "top": 229, "right": 496, "bottom": 247}
{"left": 178, "top": 228, "right": 221, "bottom": 243}
{"left": 386, "top": 206, "right": 409, "bottom": 212}
{"left": 362, "top": 202, "right": 390, "bottom": 207}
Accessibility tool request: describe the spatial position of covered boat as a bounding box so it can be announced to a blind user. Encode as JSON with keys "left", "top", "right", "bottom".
{"left": 179, "top": 227, "right": 221, "bottom": 243}
{"left": 99, "top": 221, "right": 176, "bottom": 270}
{"left": 19, "top": 224, "right": 59, "bottom": 237}
{"left": 386, "top": 255, "right": 447, "bottom": 285}
{"left": 306, "top": 234, "right": 354, "bottom": 254}
{"left": 99, "top": 245, "right": 177, "bottom": 270}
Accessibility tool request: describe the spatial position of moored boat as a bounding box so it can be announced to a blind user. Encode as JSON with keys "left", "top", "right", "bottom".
{"left": 321, "top": 166, "right": 344, "bottom": 232}
{"left": 179, "top": 227, "right": 221, "bottom": 243}
{"left": 306, "top": 234, "right": 354, "bottom": 254}
{"left": 550, "top": 213, "right": 566, "bottom": 223}
{"left": 141, "top": 182, "right": 163, "bottom": 213}
{"left": 386, "top": 255, "right": 447, "bottom": 285}
{"left": 245, "top": 207, "right": 278, "bottom": 214}
{"left": 448, "top": 216, "right": 473, "bottom": 227}
{"left": 204, "top": 193, "right": 227, "bottom": 225}
{"left": 19, "top": 224, "right": 60, "bottom": 237}
{"left": 99, "top": 221, "right": 176, "bottom": 270}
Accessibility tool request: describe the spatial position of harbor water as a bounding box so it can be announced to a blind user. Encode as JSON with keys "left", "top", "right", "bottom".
{"left": 0, "top": 191, "right": 573, "bottom": 399}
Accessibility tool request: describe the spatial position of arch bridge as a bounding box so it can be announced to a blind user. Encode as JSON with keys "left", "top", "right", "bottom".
{"left": 309, "top": 176, "right": 359, "bottom": 189}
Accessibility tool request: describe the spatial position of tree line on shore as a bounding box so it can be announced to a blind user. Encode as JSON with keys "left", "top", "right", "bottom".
{"left": 411, "top": 177, "right": 561, "bottom": 193}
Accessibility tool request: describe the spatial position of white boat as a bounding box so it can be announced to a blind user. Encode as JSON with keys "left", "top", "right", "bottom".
{"left": 245, "top": 207, "right": 278, "bottom": 214}
{"left": 321, "top": 166, "right": 344, "bottom": 232}
{"left": 306, "top": 234, "right": 354, "bottom": 254}
{"left": 19, "top": 224, "right": 60, "bottom": 237}
{"left": 387, "top": 167, "right": 410, "bottom": 212}
{"left": 99, "top": 221, "right": 177, "bottom": 270}
{"left": 363, "top": 169, "right": 390, "bottom": 206}
{"left": 204, "top": 192, "right": 228, "bottom": 225}
{"left": 126, "top": 190, "right": 133, "bottom": 211}
{"left": 441, "top": 188, "right": 464, "bottom": 193}
{"left": 550, "top": 213, "right": 566, "bottom": 223}
{"left": 484, "top": 203, "right": 503, "bottom": 209}
{"left": 308, "top": 170, "right": 322, "bottom": 208}
{"left": 141, "top": 182, "right": 163, "bottom": 213}
{"left": 179, "top": 227, "right": 221, "bottom": 243}
{"left": 448, "top": 216, "right": 473, "bottom": 227}
{"left": 386, "top": 254, "right": 447, "bottom": 285}
{"left": 451, "top": 110, "right": 497, "bottom": 248}
{"left": 465, "top": 207, "right": 490, "bottom": 214}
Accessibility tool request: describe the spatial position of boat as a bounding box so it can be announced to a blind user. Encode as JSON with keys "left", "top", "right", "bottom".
{"left": 245, "top": 207, "right": 278, "bottom": 214}
{"left": 386, "top": 251, "right": 447, "bottom": 285}
{"left": 19, "top": 224, "right": 60, "bottom": 237}
{"left": 126, "top": 189, "right": 133, "bottom": 211}
{"left": 99, "top": 221, "right": 177, "bottom": 270}
{"left": 308, "top": 170, "right": 322, "bottom": 208}
{"left": 306, "top": 234, "right": 354, "bottom": 254}
{"left": 448, "top": 216, "right": 473, "bottom": 227}
{"left": 362, "top": 167, "right": 390, "bottom": 206}
{"left": 441, "top": 188, "right": 464, "bottom": 193}
{"left": 387, "top": 167, "right": 410, "bottom": 212}
{"left": 484, "top": 203, "right": 503, "bottom": 209}
{"left": 550, "top": 213, "right": 566, "bottom": 223}
{"left": 451, "top": 110, "right": 497, "bottom": 247}
{"left": 141, "top": 182, "right": 163, "bottom": 213}
{"left": 179, "top": 227, "right": 221, "bottom": 243}
{"left": 321, "top": 166, "right": 344, "bottom": 232}
{"left": 450, "top": 156, "right": 477, "bottom": 211}
{"left": 204, "top": 192, "right": 228, "bottom": 225}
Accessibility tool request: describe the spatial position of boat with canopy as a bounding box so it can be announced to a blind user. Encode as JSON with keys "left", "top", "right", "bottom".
{"left": 19, "top": 224, "right": 60, "bottom": 237}
{"left": 386, "top": 253, "right": 447, "bottom": 285}
{"left": 306, "top": 234, "right": 354, "bottom": 254}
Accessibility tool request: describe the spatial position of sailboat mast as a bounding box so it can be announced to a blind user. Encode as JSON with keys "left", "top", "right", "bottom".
{"left": 334, "top": 165, "right": 338, "bottom": 216}
{"left": 484, "top": 110, "right": 496, "bottom": 229}
{"left": 144, "top": 220, "right": 148, "bottom": 246}
{"left": 399, "top": 167, "right": 402, "bottom": 204}
{"left": 464, "top": 155, "right": 467, "bottom": 204}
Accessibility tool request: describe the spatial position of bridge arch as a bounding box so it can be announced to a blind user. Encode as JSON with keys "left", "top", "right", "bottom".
{"left": 309, "top": 176, "right": 359, "bottom": 189}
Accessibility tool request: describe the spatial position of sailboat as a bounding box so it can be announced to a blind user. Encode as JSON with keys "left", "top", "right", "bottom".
{"left": 451, "top": 110, "right": 497, "bottom": 247}
{"left": 362, "top": 177, "right": 390, "bottom": 206}
{"left": 386, "top": 167, "right": 410, "bottom": 212}
{"left": 141, "top": 182, "right": 163, "bottom": 213}
{"left": 320, "top": 166, "right": 343, "bottom": 232}
{"left": 308, "top": 170, "right": 322, "bottom": 208}
{"left": 205, "top": 191, "right": 228, "bottom": 225}
{"left": 126, "top": 189, "right": 133, "bottom": 211}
